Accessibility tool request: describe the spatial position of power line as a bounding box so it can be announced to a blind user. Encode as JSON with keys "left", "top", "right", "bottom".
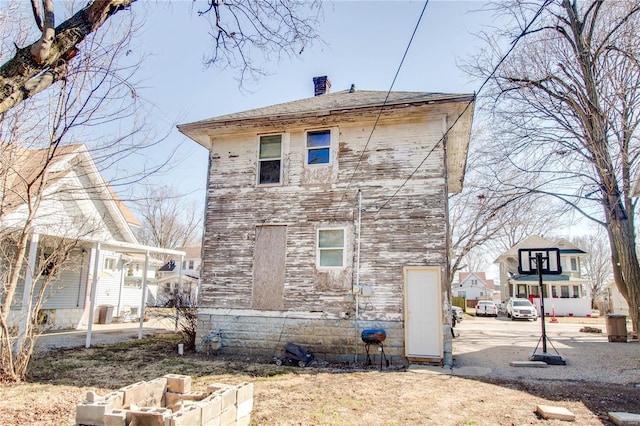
{"left": 375, "top": 0, "right": 553, "bottom": 214}
{"left": 332, "top": 0, "right": 430, "bottom": 219}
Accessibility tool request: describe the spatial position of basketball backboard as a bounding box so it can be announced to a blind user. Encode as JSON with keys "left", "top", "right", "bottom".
{"left": 517, "top": 248, "right": 562, "bottom": 275}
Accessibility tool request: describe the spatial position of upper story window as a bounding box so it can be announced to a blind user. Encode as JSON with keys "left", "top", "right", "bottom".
{"left": 306, "top": 130, "right": 331, "bottom": 165}
{"left": 570, "top": 257, "right": 577, "bottom": 271}
{"left": 258, "top": 134, "right": 282, "bottom": 184}
{"left": 317, "top": 228, "right": 345, "bottom": 268}
{"left": 188, "top": 260, "right": 194, "bottom": 269}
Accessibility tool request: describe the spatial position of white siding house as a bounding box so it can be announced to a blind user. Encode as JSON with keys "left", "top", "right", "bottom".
{"left": 179, "top": 77, "right": 475, "bottom": 364}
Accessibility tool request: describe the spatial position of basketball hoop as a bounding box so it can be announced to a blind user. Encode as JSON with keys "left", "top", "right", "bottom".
{"left": 516, "top": 248, "right": 566, "bottom": 365}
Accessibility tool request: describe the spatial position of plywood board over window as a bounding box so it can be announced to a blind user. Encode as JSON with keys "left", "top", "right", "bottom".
{"left": 252, "top": 225, "right": 286, "bottom": 310}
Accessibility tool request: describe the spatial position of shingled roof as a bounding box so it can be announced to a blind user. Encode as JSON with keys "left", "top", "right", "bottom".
{"left": 182, "top": 90, "right": 472, "bottom": 127}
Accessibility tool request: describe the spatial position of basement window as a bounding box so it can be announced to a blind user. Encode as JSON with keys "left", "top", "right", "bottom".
{"left": 306, "top": 130, "right": 331, "bottom": 165}
{"left": 317, "top": 228, "right": 345, "bottom": 267}
{"left": 258, "top": 134, "right": 282, "bottom": 184}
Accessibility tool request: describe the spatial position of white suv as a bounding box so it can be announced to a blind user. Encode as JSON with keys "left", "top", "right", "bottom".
{"left": 506, "top": 298, "right": 538, "bottom": 321}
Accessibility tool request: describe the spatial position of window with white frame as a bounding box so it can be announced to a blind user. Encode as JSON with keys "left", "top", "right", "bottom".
{"left": 188, "top": 260, "right": 194, "bottom": 269}
{"left": 570, "top": 257, "right": 577, "bottom": 271}
{"left": 317, "top": 228, "right": 345, "bottom": 267}
{"left": 258, "top": 134, "right": 282, "bottom": 184}
{"left": 104, "top": 257, "right": 116, "bottom": 271}
{"left": 306, "top": 130, "right": 331, "bottom": 165}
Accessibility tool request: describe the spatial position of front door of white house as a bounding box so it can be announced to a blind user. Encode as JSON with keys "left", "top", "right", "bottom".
{"left": 404, "top": 266, "right": 443, "bottom": 360}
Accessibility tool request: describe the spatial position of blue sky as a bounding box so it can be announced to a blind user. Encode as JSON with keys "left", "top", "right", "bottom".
{"left": 130, "top": 1, "right": 490, "bottom": 205}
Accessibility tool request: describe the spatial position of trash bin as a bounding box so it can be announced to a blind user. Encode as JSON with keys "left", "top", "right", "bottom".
{"left": 605, "top": 314, "right": 627, "bottom": 342}
{"left": 98, "top": 305, "right": 114, "bottom": 325}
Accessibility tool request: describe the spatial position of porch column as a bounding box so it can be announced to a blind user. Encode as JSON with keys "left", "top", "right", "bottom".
{"left": 175, "top": 255, "right": 184, "bottom": 333}
{"left": 86, "top": 242, "right": 101, "bottom": 348}
{"left": 138, "top": 250, "right": 149, "bottom": 339}
{"left": 15, "top": 233, "right": 39, "bottom": 355}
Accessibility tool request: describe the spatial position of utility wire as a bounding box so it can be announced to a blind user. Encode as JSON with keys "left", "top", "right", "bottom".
{"left": 332, "top": 0, "right": 430, "bottom": 219}
{"left": 375, "top": 0, "right": 553, "bottom": 213}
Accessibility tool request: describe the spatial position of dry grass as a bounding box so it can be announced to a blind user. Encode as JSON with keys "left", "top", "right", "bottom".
{"left": 0, "top": 334, "right": 637, "bottom": 425}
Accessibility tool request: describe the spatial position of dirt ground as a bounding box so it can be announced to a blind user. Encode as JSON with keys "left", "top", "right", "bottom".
{"left": 0, "top": 328, "right": 638, "bottom": 426}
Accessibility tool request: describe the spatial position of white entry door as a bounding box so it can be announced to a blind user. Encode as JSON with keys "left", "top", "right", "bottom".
{"left": 404, "top": 267, "right": 443, "bottom": 359}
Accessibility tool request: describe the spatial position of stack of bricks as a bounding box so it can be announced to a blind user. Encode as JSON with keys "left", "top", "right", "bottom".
{"left": 75, "top": 374, "right": 253, "bottom": 426}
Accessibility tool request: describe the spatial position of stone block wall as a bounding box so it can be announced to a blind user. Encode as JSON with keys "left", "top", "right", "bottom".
{"left": 197, "top": 311, "right": 405, "bottom": 363}
{"left": 75, "top": 374, "right": 253, "bottom": 426}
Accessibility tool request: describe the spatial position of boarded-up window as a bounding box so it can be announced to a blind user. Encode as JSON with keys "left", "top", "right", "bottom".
{"left": 253, "top": 225, "right": 286, "bottom": 310}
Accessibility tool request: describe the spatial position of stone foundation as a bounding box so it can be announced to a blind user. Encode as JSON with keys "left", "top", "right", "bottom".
{"left": 75, "top": 374, "right": 252, "bottom": 426}
{"left": 197, "top": 310, "right": 405, "bottom": 363}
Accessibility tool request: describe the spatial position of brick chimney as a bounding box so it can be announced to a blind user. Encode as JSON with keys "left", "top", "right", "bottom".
{"left": 313, "top": 76, "right": 331, "bottom": 96}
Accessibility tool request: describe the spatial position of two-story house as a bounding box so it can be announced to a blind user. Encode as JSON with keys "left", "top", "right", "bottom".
{"left": 157, "top": 246, "right": 201, "bottom": 306}
{"left": 1, "top": 144, "right": 184, "bottom": 334}
{"left": 178, "top": 77, "right": 475, "bottom": 364}
{"left": 495, "top": 235, "right": 591, "bottom": 316}
{"left": 452, "top": 272, "right": 497, "bottom": 302}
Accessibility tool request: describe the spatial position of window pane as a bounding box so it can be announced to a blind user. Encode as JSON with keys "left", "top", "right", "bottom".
{"left": 320, "top": 249, "right": 343, "bottom": 266}
{"left": 561, "top": 285, "right": 569, "bottom": 298}
{"left": 260, "top": 135, "right": 282, "bottom": 159}
{"left": 319, "top": 229, "right": 344, "bottom": 248}
{"left": 307, "top": 148, "right": 330, "bottom": 164}
{"left": 570, "top": 258, "right": 577, "bottom": 270}
{"left": 307, "top": 130, "right": 330, "bottom": 148}
{"left": 259, "top": 160, "right": 281, "bottom": 184}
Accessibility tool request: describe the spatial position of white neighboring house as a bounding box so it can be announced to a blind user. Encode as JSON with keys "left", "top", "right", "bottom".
{"left": 156, "top": 246, "right": 201, "bottom": 307}
{"left": 603, "top": 282, "right": 629, "bottom": 316}
{"left": 1, "top": 144, "right": 184, "bottom": 331}
{"left": 452, "top": 272, "right": 498, "bottom": 302}
{"left": 495, "top": 236, "right": 591, "bottom": 317}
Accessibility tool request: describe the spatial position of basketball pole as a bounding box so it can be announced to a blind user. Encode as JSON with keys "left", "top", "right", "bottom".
{"left": 536, "top": 253, "right": 548, "bottom": 354}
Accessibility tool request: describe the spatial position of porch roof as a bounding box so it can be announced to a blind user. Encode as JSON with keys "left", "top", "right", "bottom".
{"left": 513, "top": 274, "right": 580, "bottom": 283}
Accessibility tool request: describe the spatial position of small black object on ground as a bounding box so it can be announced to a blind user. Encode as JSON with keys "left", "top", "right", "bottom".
{"left": 274, "top": 342, "right": 315, "bottom": 367}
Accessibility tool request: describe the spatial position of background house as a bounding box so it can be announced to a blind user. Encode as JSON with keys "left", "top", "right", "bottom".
{"left": 495, "top": 236, "right": 591, "bottom": 316}
{"left": 179, "top": 77, "right": 474, "bottom": 363}
{"left": 156, "top": 246, "right": 201, "bottom": 306}
{"left": 1, "top": 144, "right": 183, "bottom": 331}
{"left": 452, "top": 272, "right": 499, "bottom": 305}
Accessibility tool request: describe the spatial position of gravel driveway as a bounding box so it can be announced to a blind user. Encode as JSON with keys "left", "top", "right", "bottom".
{"left": 443, "top": 315, "right": 639, "bottom": 385}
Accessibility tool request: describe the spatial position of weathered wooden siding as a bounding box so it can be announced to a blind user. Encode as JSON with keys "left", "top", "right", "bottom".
{"left": 201, "top": 112, "right": 447, "bottom": 309}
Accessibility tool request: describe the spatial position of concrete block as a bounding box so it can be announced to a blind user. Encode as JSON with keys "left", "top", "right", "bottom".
{"left": 509, "top": 361, "right": 549, "bottom": 368}
{"left": 207, "top": 385, "right": 235, "bottom": 411}
{"left": 237, "top": 400, "right": 253, "bottom": 420}
{"left": 219, "top": 406, "right": 237, "bottom": 426}
{"left": 237, "top": 414, "right": 251, "bottom": 426}
{"left": 609, "top": 411, "right": 640, "bottom": 426}
{"left": 128, "top": 407, "right": 171, "bottom": 426}
{"left": 235, "top": 382, "right": 253, "bottom": 405}
{"left": 145, "top": 377, "right": 167, "bottom": 406}
{"left": 536, "top": 404, "right": 576, "bottom": 421}
{"left": 198, "top": 392, "right": 222, "bottom": 424}
{"left": 168, "top": 404, "right": 202, "bottom": 426}
{"left": 104, "top": 392, "right": 124, "bottom": 410}
{"left": 103, "top": 408, "right": 127, "bottom": 426}
{"left": 76, "top": 400, "right": 116, "bottom": 425}
{"left": 164, "top": 374, "right": 191, "bottom": 393}
{"left": 120, "top": 381, "right": 149, "bottom": 408}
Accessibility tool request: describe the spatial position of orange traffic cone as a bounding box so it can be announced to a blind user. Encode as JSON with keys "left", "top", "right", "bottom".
{"left": 551, "top": 307, "right": 558, "bottom": 323}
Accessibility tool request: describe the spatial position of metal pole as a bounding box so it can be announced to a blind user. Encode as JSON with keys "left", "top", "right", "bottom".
{"left": 354, "top": 189, "right": 362, "bottom": 364}
{"left": 138, "top": 250, "right": 149, "bottom": 339}
{"left": 536, "top": 253, "right": 547, "bottom": 354}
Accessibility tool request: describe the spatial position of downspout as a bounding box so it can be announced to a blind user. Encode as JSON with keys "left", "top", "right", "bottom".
{"left": 354, "top": 189, "right": 362, "bottom": 364}
{"left": 86, "top": 242, "right": 101, "bottom": 348}
{"left": 76, "top": 248, "right": 85, "bottom": 307}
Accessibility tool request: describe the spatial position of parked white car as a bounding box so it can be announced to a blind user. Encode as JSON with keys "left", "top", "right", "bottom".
{"left": 506, "top": 298, "right": 538, "bottom": 321}
{"left": 475, "top": 300, "right": 498, "bottom": 317}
